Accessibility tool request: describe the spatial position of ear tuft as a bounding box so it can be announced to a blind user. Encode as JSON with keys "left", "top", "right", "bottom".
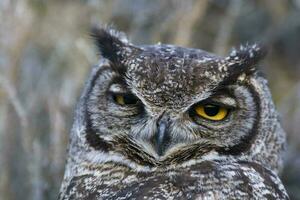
{"left": 224, "top": 43, "right": 268, "bottom": 77}
{"left": 227, "top": 43, "right": 268, "bottom": 67}
{"left": 90, "top": 26, "right": 129, "bottom": 63}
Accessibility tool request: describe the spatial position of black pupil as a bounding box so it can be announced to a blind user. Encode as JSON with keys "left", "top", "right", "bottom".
{"left": 204, "top": 105, "right": 220, "bottom": 116}
{"left": 123, "top": 94, "right": 138, "bottom": 104}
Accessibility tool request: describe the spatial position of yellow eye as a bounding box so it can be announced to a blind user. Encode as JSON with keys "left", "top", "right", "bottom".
{"left": 115, "top": 95, "right": 125, "bottom": 105}
{"left": 194, "top": 104, "right": 228, "bottom": 121}
{"left": 113, "top": 93, "right": 138, "bottom": 105}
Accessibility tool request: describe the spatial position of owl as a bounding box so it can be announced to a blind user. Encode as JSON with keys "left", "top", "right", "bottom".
{"left": 59, "top": 27, "right": 288, "bottom": 199}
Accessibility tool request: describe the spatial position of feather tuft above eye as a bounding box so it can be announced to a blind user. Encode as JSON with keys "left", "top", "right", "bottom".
{"left": 90, "top": 26, "right": 142, "bottom": 74}
{"left": 224, "top": 43, "right": 268, "bottom": 77}
{"left": 90, "top": 26, "right": 128, "bottom": 64}
{"left": 229, "top": 43, "right": 267, "bottom": 65}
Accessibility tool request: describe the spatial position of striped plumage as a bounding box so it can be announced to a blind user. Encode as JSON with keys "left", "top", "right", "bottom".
{"left": 59, "top": 27, "right": 288, "bottom": 199}
{"left": 61, "top": 160, "right": 288, "bottom": 199}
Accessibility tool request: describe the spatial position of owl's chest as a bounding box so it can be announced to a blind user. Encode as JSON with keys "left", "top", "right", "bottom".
{"left": 71, "top": 163, "right": 226, "bottom": 199}
{"left": 61, "top": 161, "right": 288, "bottom": 200}
{"left": 66, "top": 169, "right": 203, "bottom": 199}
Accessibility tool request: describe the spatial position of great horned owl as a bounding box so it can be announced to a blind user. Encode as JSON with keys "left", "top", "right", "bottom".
{"left": 59, "top": 27, "right": 288, "bottom": 199}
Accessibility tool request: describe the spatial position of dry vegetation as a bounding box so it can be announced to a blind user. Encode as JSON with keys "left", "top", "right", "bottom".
{"left": 0, "top": 0, "right": 300, "bottom": 199}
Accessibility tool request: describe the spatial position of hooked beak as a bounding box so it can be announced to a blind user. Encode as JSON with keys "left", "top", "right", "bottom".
{"left": 154, "top": 115, "right": 171, "bottom": 156}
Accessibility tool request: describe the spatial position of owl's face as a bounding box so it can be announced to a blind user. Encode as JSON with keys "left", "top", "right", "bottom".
{"left": 84, "top": 28, "right": 267, "bottom": 164}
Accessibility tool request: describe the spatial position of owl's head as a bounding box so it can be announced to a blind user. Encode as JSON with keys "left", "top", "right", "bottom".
{"left": 70, "top": 27, "right": 282, "bottom": 170}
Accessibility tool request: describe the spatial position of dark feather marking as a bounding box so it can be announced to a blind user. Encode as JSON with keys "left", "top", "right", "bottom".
{"left": 217, "top": 78, "right": 261, "bottom": 155}
{"left": 85, "top": 132, "right": 112, "bottom": 152}
{"left": 84, "top": 66, "right": 113, "bottom": 152}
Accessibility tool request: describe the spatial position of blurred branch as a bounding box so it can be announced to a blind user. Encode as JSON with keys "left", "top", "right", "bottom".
{"left": 173, "top": 0, "right": 208, "bottom": 46}
{"left": 213, "top": 0, "right": 242, "bottom": 55}
{"left": 0, "top": 74, "right": 28, "bottom": 128}
{"left": 0, "top": 73, "right": 33, "bottom": 159}
{"left": 294, "top": 0, "right": 300, "bottom": 9}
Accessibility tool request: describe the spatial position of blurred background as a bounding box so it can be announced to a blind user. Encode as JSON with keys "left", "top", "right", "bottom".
{"left": 0, "top": 0, "right": 300, "bottom": 199}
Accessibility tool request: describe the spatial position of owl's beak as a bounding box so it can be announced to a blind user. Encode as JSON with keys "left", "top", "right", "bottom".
{"left": 154, "top": 115, "right": 171, "bottom": 156}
